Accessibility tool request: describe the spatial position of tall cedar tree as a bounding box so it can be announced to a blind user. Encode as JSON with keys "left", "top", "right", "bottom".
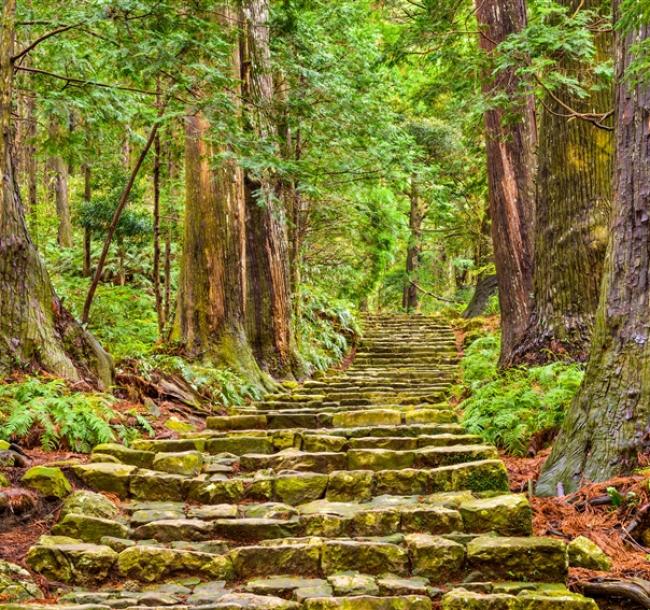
{"left": 241, "top": 0, "right": 297, "bottom": 376}
{"left": 403, "top": 175, "right": 426, "bottom": 312}
{"left": 0, "top": 0, "right": 112, "bottom": 387}
{"left": 173, "top": 2, "right": 258, "bottom": 376}
{"left": 474, "top": 0, "right": 537, "bottom": 368}
{"left": 537, "top": 3, "right": 650, "bottom": 495}
{"left": 512, "top": 0, "right": 613, "bottom": 364}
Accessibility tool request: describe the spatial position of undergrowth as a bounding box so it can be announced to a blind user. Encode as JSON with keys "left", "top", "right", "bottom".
{"left": 0, "top": 377, "right": 153, "bottom": 452}
{"left": 297, "top": 287, "right": 359, "bottom": 374}
{"left": 456, "top": 334, "right": 584, "bottom": 455}
{"left": 140, "top": 355, "right": 264, "bottom": 407}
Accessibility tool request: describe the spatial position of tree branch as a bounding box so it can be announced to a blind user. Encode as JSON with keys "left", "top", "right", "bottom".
{"left": 15, "top": 66, "right": 160, "bottom": 96}
{"left": 82, "top": 102, "right": 167, "bottom": 324}
{"left": 12, "top": 22, "right": 83, "bottom": 62}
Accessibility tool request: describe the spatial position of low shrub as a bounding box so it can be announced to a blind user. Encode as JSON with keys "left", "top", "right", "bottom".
{"left": 456, "top": 333, "right": 584, "bottom": 455}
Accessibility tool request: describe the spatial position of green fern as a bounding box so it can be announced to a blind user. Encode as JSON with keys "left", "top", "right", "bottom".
{"left": 458, "top": 333, "right": 585, "bottom": 456}
{"left": 0, "top": 377, "right": 153, "bottom": 453}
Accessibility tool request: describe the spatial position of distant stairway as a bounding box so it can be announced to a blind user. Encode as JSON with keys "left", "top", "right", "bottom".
{"left": 13, "top": 314, "right": 598, "bottom": 610}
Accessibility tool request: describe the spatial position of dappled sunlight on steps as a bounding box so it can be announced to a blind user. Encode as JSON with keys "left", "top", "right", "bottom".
{"left": 10, "top": 314, "right": 598, "bottom": 610}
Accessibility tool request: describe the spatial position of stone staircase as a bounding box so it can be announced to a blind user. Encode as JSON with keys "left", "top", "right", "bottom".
{"left": 10, "top": 314, "right": 598, "bottom": 610}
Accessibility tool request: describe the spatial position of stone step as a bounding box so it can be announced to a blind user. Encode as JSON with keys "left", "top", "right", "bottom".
{"left": 53, "top": 493, "right": 531, "bottom": 546}
{"left": 71, "top": 458, "right": 509, "bottom": 504}
{"left": 206, "top": 409, "right": 458, "bottom": 432}
{"left": 240, "top": 402, "right": 451, "bottom": 415}
{"left": 119, "top": 433, "right": 481, "bottom": 459}
{"left": 441, "top": 588, "right": 598, "bottom": 610}
{"left": 24, "top": 534, "right": 566, "bottom": 585}
{"left": 237, "top": 445, "right": 497, "bottom": 474}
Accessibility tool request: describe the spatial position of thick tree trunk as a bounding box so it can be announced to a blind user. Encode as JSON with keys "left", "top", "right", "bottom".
{"left": 537, "top": 7, "right": 650, "bottom": 495}
{"left": 48, "top": 120, "right": 73, "bottom": 248}
{"left": 403, "top": 176, "right": 426, "bottom": 313}
{"left": 241, "top": 0, "right": 297, "bottom": 376}
{"left": 173, "top": 3, "right": 258, "bottom": 375}
{"left": 512, "top": 0, "right": 613, "bottom": 364}
{"left": 0, "top": 1, "right": 112, "bottom": 387}
{"left": 475, "top": 0, "right": 537, "bottom": 368}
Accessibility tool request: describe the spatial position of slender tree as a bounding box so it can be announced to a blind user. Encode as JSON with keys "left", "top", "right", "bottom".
{"left": 403, "top": 175, "right": 426, "bottom": 312}
{"left": 48, "top": 118, "right": 73, "bottom": 248}
{"left": 474, "top": 0, "right": 537, "bottom": 368}
{"left": 241, "top": 0, "right": 297, "bottom": 375}
{"left": 537, "top": 3, "right": 650, "bottom": 495}
{"left": 512, "top": 0, "right": 613, "bottom": 364}
{"left": 0, "top": 0, "right": 112, "bottom": 387}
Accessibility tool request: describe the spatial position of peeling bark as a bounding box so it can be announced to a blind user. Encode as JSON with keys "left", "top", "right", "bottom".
{"left": 241, "top": 0, "right": 297, "bottom": 376}
{"left": 537, "top": 5, "right": 650, "bottom": 495}
{"left": 474, "top": 0, "right": 537, "bottom": 368}
{"left": 173, "top": 3, "right": 259, "bottom": 377}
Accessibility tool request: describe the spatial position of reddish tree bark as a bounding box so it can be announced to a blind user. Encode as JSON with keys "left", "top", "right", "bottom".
{"left": 241, "top": 0, "right": 297, "bottom": 375}
{"left": 474, "top": 0, "right": 537, "bottom": 368}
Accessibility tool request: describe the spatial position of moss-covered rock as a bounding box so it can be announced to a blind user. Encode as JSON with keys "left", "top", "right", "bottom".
{"left": 52, "top": 513, "right": 129, "bottom": 543}
{"left": 568, "top": 536, "right": 612, "bottom": 571}
{"left": 321, "top": 540, "right": 409, "bottom": 576}
{"left": 328, "top": 572, "right": 379, "bottom": 596}
{"left": 186, "top": 478, "right": 245, "bottom": 504}
{"left": 400, "top": 506, "right": 463, "bottom": 534}
{"left": 21, "top": 466, "right": 71, "bottom": 498}
{"left": 459, "top": 494, "right": 532, "bottom": 536}
{"left": 133, "top": 518, "right": 214, "bottom": 542}
{"left": 92, "top": 443, "right": 155, "bottom": 468}
{"left": 0, "top": 560, "right": 41, "bottom": 602}
{"left": 26, "top": 542, "right": 117, "bottom": 583}
{"left": 60, "top": 490, "right": 118, "bottom": 520}
{"left": 231, "top": 543, "right": 321, "bottom": 578}
{"left": 303, "top": 595, "right": 432, "bottom": 610}
{"left": 129, "top": 469, "right": 187, "bottom": 501}
{"left": 351, "top": 508, "right": 400, "bottom": 537}
{"left": 303, "top": 434, "right": 348, "bottom": 453}
{"left": 405, "top": 534, "right": 465, "bottom": 581}
{"left": 245, "top": 575, "right": 328, "bottom": 598}
{"left": 441, "top": 589, "right": 519, "bottom": 610}
{"left": 347, "top": 449, "right": 415, "bottom": 472}
{"left": 117, "top": 546, "right": 232, "bottom": 581}
{"left": 326, "top": 470, "right": 374, "bottom": 502}
{"left": 274, "top": 473, "right": 328, "bottom": 505}
{"left": 206, "top": 436, "right": 273, "bottom": 455}
{"left": 72, "top": 463, "right": 136, "bottom": 497}
{"left": 332, "top": 410, "right": 401, "bottom": 428}
{"left": 467, "top": 536, "right": 567, "bottom": 582}
{"left": 152, "top": 451, "right": 204, "bottom": 476}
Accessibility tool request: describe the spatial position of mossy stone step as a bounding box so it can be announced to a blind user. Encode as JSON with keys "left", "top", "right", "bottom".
{"left": 205, "top": 409, "right": 458, "bottom": 432}
{"left": 25, "top": 534, "right": 569, "bottom": 585}
{"left": 441, "top": 588, "right": 597, "bottom": 610}
{"left": 71, "top": 459, "right": 509, "bottom": 504}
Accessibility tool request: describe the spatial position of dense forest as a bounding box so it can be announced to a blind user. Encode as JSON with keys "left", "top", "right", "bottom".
{"left": 1, "top": 0, "right": 650, "bottom": 608}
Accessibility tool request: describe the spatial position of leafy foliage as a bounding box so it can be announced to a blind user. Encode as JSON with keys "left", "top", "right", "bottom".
{"left": 457, "top": 334, "right": 584, "bottom": 455}
{"left": 297, "top": 287, "right": 360, "bottom": 373}
{"left": 140, "top": 356, "right": 264, "bottom": 408}
{"left": 0, "top": 377, "right": 152, "bottom": 452}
